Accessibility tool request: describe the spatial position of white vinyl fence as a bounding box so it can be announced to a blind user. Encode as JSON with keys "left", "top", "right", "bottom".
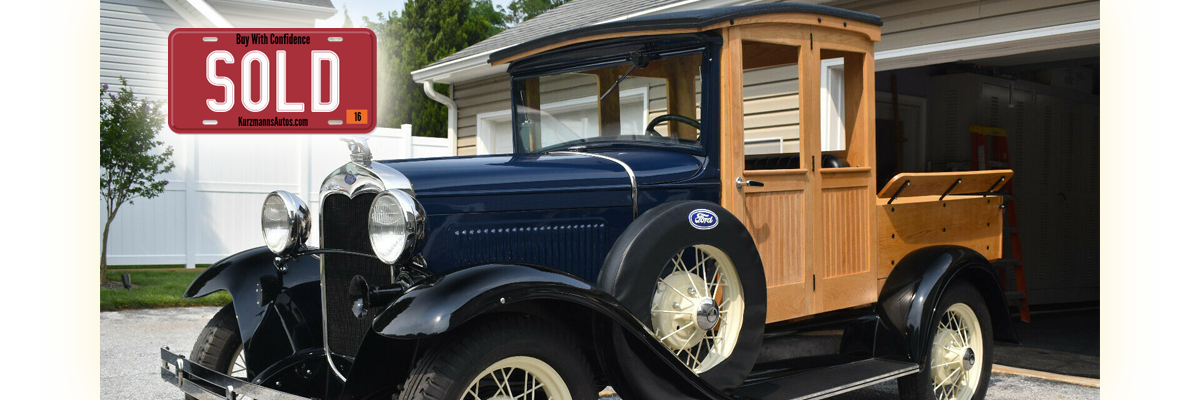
{"left": 101, "top": 125, "right": 452, "bottom": 267}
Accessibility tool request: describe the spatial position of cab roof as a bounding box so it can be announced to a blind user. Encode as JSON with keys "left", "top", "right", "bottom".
{"left": 488, "top": 3, "right": 883, "bottom": 65}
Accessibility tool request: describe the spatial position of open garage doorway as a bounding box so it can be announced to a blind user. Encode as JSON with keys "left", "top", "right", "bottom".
{"left": 875, "top": 44, "right": 1100, "bottom": 308}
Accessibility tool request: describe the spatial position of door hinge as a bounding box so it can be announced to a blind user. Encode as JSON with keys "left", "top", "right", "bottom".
{"left": 812, "top": 274, "right": 816, "bottom": 291}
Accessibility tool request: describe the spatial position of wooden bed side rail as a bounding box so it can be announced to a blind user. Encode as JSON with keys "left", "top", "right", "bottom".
{"left": 875, "top": 195, "right": 1005, "bottom": 280}
{"left": 877, "top": 170, "right": 1013, "bottom": 201}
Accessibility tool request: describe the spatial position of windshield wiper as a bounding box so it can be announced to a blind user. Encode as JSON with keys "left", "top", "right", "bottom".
{"left": 599, "top": 52, "right": 651, "bottom": 101}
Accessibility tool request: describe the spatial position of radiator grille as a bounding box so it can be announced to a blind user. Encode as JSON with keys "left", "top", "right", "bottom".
{"left": 321, "top": 194, "right": 392, "bottom": 358}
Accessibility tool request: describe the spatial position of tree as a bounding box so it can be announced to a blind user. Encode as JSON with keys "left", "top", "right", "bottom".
{"left": 364, "top": 0, "right": 505, "bottom": 136}
{"left": 502, "top": 0, "right": 571, "bottom": 27}
{"left": 100, "top": 78, "right": 174, "bottom": 284}
{"left": 341, "top": 3, "right": 354, "bottom": 28}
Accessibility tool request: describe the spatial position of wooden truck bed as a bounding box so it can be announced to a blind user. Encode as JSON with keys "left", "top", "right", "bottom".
{"left": 875, "top": 170, "right": 1012, "bottom": 290}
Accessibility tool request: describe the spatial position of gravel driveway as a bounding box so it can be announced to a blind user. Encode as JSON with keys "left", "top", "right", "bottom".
{"left": 101, "top": 307, "right": 1099, "bottom": 400}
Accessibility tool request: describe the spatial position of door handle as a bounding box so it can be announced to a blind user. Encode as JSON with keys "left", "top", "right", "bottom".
{"left": 736, "top": 177, "right": 765, "bottom": 189}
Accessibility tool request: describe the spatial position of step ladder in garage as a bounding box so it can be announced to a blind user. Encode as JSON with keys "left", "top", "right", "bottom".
{"left": 971, "top": 125, "right": 1031, "bottom": 323}
{"left": 993, "top": 197, "right": 1031, "bottom": 323}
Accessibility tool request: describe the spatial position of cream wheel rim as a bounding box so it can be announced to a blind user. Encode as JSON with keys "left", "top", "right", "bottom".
{"left": 929, "top": 303, "right": 984, "bottom": 400}
{"left": 462, "top": 356, "right": 572, "bottom": 400}
{"left": 650, "top": 244, "right": 744, "bottom": 374}
{"left": 229, "top": 344, "right": 247, "bottom": 378}
{"left": 224, "top": 344, "right": 247, "bottom": 399}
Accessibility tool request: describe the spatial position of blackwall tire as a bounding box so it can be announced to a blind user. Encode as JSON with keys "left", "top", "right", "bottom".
{"left": 398, "top": 315, "right": 597, "bottom": 400}
{"left": 186, "top": 303, "right": 245, "bottom": 400}
{"left": 598, "top": 201, "right": 766, "bottom": 392}
{"left": 899, "top": 282, "right": 994, "bottom": 400}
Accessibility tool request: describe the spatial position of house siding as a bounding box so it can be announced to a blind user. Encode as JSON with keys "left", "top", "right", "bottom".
{"left": 101, "top": 0, "right": 192, "bottom": 101}
{"left": 100, "top": 0, "right": 327, "bottom": 102}
{"left": 830, "top": 0, "right": 1099, "bottom": 52}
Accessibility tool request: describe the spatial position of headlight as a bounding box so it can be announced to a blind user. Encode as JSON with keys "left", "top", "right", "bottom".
{"left": 368, "top": 189, "right": 425, "bottom": 265}
{"left": 261, "top": 190, "right": 311, "bottom": 255}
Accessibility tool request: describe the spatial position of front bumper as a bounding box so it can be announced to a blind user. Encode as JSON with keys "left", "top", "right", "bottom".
{"left": 160, "top": 346, "right": 314, "bottom": 400}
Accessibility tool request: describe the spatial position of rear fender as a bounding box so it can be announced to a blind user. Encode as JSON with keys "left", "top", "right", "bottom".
{"left": 186, "top": 246, "right": 323, "bottom": 375}
{"left": 875, "top": 245, "right": 1019, "bottom": 362}
{"left": 372, "top": 263, "right": 732, "bottom": 400}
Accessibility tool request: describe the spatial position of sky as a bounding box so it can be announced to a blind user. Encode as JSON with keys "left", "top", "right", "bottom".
{"left": 315, "top": 0, "right": 516, "bottom": 28}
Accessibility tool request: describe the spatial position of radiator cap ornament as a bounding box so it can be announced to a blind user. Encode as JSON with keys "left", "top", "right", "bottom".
{"left": 340, "top": 137, "right": 372, "bottom": 167}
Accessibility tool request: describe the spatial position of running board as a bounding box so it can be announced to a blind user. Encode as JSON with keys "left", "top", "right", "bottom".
{"left": 732, "top": 359, "right": 919, "bottom": 400}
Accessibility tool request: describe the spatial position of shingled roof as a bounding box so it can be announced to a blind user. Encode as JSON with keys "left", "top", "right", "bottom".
{"left": 424, "top": 0, "right": 684, "bottom": 69}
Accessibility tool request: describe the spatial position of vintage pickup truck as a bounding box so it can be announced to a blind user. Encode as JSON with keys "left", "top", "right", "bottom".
{"left": 160, "top": 3, "right": 1017, "bottom": 400}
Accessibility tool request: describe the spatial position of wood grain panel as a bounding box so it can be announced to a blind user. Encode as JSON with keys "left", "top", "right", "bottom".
{"left": 877, "top": 195, "right": 1004, "bottom": 279}
{"left": 821, "top": 186, "right": 871, "bottom": 278}
{"left": 745, "top": 190, "right": 806, "bottom": 287}
{"left": 766, "top": 283, "right": 809, "bottom": 323}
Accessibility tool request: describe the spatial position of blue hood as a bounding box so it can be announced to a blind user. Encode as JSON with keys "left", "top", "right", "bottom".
{"left": 380, "top": 149, "right": 702, "bottom": 215}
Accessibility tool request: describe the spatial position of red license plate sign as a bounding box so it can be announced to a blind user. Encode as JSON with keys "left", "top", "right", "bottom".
{"left": 168, "top": 28, "right": 376, "bottom": 133}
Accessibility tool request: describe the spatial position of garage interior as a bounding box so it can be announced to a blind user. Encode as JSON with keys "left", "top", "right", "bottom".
{"left": 875, "top": 44, "right": 1100, "bottom": 377}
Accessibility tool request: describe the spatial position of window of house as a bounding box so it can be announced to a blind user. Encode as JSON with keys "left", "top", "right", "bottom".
{"left": 476, "top": 88, "right": 647, "bottom": 155}
{"left": 821, "top": 58, "right": 846, "bottom": 152}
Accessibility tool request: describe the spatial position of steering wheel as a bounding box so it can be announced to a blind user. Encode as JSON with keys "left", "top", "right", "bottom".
{"left": 645, "top": 114, "right": 701, "bottom": 138}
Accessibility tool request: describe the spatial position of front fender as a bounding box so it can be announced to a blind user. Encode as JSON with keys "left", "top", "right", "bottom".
{"left": 876, "top": 245, "right": 1019, "bottom": 362}
{"left": 372, "top": 263, "right": 614, "bottom": 338}
{"left": 372, "top": 263, "right": 732, "bottom": 400}
{"left": 186, "top": 247, "right": 323, "bottom": 375}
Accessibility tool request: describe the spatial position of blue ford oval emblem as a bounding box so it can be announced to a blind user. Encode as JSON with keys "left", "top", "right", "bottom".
{"left": 344, "top": 174, "right": 356, "bottom": 184}
{"left": 688, "top": 209, "right": 718, "bottom": 230}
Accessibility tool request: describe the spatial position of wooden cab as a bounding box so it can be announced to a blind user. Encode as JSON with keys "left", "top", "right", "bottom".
{"left": 713, "top": 15, "right": 1008, "bottom": 323}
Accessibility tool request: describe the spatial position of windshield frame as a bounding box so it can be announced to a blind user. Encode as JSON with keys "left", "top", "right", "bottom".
{"left": 507, "top": 33, "right": 722, "bottom": 157}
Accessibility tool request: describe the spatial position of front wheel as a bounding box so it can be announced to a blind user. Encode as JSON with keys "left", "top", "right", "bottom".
{"left": 899, "top": 283, "right": 994, "bottom": 400}
{"left": 398, "top": 315, "right": 597, "bottom": 400}
{"left": 187, "top": 304, "right": 247, "bottom": 399}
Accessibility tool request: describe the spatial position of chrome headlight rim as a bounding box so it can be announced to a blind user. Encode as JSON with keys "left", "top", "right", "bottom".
{"left": 367, "top": 189, "right": 425, "bottom": 265}
{"left": 261, "top": 190, "right": 312, "bottom": 256}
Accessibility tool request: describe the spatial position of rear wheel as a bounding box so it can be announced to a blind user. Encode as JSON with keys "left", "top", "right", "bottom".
{"left": 187, "top": 304, "right": 244, "bottom": 399}
{"left": 398, "top": 315, "right": 597, "bottom": 400}
{"left": 899, "top": 283, "right": 994, "bottom": 400}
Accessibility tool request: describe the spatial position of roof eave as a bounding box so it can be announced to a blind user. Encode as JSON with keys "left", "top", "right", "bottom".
{"left": 411, "top": 46, "right": 513, "bottom": 84}
{"left": 209, "top": 0, "right": 338, "bottom": 19}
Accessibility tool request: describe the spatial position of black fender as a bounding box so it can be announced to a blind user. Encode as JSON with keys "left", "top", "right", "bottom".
{"left": 372, "top": 263, "right": 735, "bottom": 400}
{"left": 875, "top": 245, "right": 1019, "bottom": 363}
{"left": 185, "top": 246, "right": 323, "bottom": 377}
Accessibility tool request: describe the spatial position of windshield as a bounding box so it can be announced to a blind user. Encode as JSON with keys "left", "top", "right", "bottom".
{"left": 514, "top": 51, "right": 705, "bottom": 152}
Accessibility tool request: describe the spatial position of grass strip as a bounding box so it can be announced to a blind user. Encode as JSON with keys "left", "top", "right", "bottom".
{"left": 101, "top": 270, "right": 231, "bottom": 311}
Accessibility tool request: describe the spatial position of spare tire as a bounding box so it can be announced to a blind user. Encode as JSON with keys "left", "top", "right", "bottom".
{"left": 598, "top": 201, "right": 766, "bottom": 393}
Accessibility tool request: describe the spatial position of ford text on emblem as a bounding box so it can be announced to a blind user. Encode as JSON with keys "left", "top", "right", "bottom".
{"left": 688, "top": 209, "right": 718, "bottom": 230}
{"left": 344, "top": 174, "right": 356, "bottom": 184}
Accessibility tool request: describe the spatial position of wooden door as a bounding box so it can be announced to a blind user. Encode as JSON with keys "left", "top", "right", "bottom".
{"left": 808, "top": 31, "right": 879, "bottom": 313}
{"left": 720, "top": 26, "right": 817, "bottom": 323}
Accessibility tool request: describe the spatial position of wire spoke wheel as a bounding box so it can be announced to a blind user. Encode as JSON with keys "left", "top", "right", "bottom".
{"left": 220, "top": 345, "right": 248, "bottom": 399}
{"left": 650, "top": 244, "right": 745, "bottom": 374}
{"left": 228, "top": 345, "right": 247, "bottom": 379}
{"left": 462, "top": 356, "right": 572, "bottom": 400}
{"left": 929, "top": 303, "right": 984, "bottom": 400}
